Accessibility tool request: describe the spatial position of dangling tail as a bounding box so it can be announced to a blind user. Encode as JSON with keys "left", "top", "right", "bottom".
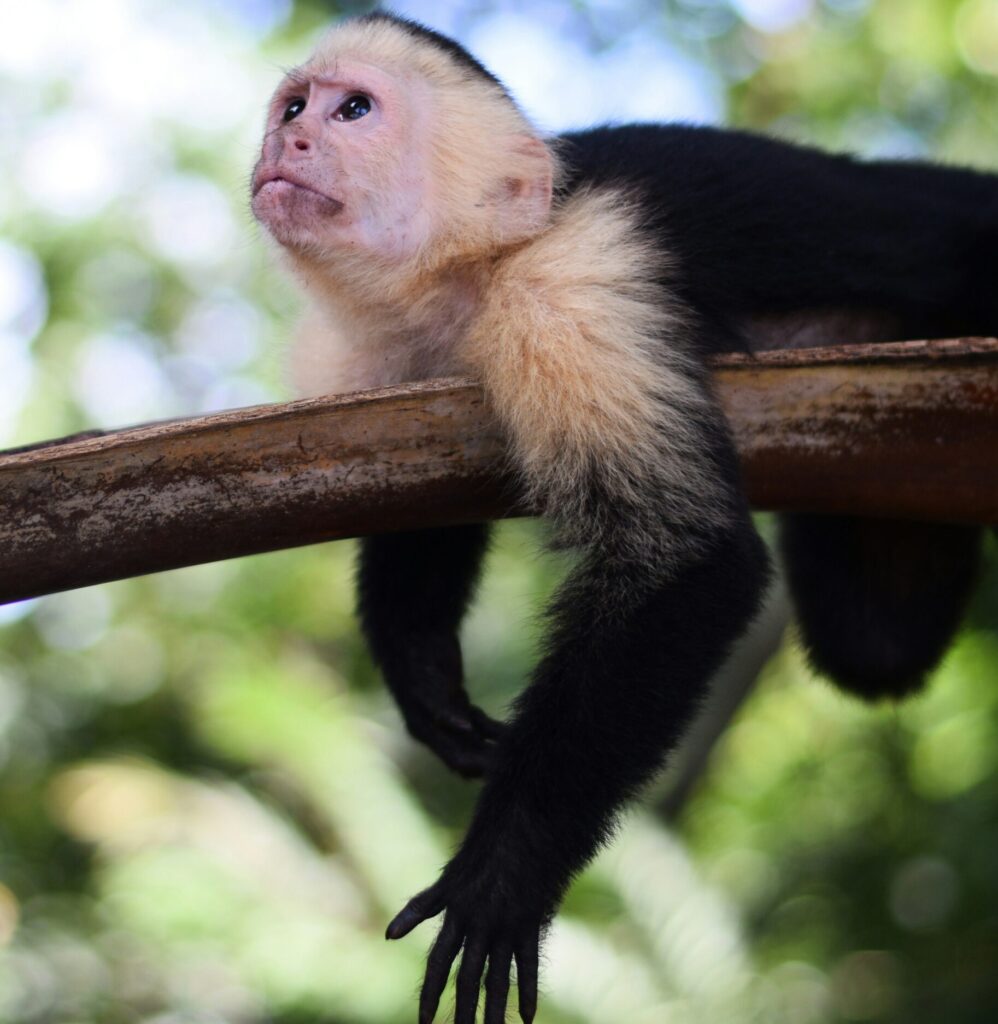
{"left": 778, "top": 514, "right": 982, "bottom": 699}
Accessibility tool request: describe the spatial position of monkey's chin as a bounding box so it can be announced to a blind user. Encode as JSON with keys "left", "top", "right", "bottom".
{"left": 252, "top": 180, "right": 344, "bottom": 244}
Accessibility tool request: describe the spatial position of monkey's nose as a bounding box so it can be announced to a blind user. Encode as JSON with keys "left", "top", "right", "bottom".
{"left": 294, "top": 139, "right": 310, "bottom": 152}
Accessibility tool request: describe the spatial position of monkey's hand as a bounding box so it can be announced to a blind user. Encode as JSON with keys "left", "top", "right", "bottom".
{"left": 386, "top": 842, "right": 556, "bottom": 1024}
{"left": 391, "top": 633, "right": 506, "bottom": 779}
{"left": 357, "top": 527, "right": 501, "bottom": 778}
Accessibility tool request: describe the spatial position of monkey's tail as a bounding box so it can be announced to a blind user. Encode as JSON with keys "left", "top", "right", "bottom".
{"left": 778, "top": 514, "right": 982, "bottom": 699}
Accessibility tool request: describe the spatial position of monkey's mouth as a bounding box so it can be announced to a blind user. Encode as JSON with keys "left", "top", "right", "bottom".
{"left": 253, "top": 172, "right": 344, "bottom": 214}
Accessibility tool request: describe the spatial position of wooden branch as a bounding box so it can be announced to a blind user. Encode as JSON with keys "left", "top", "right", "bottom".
{"left": 2, "top": 338, "right": 997, "bottom": 605}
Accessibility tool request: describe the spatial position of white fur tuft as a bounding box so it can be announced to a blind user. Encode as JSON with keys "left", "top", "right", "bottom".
{"left": 463, "top": 189, "right": 728, "bottom": 567}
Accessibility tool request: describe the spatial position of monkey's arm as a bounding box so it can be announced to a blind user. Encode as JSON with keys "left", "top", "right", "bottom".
{"left": 389, "top": 516, "right": 768, "bottom": 1024}
{"left": 357, "top": 525, "right": 503, "bottom": 778}
{"left": 386, "top": 192, "right": 769, "bottom": 1023}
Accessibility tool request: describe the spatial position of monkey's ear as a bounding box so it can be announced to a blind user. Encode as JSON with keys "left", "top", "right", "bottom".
{"left": 496, "top": 136, "right": 554, "bottom": 241}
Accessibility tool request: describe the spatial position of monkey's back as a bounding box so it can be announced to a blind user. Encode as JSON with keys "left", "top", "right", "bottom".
{"left": 557, "top": 123, "right": 998, "bottom": 346}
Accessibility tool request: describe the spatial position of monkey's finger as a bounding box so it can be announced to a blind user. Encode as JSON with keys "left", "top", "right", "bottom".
{"left": 438, "top": 706, "right": 503, "bottom": 747}
{"left": 425, "top": 731, "right": 493, "bottom": 778}
{"left": 514, "top": 930, "right": 539, "bottom": 1024}
{"left": 468, "top": 706, "right": 507, "bottom": 741}
{"left": 454, "top": 935, "right": 488, "bottom": 1024}
{"left": 419, "top": 913, "right": 463, "bottom": 1024}
{"left": 483, "top": 943, "right": 513, "bottom": 1024}
{"left": 406, "top": 712, "right": 488, "bottom": 766}
{"left": 444, "top": 748, "right": 491, "bottom": 779}
{"left": 385, "top": 884, "right": 447, "bottom": 940}
{"left": 439, "top": 708, "right": 477, "bottom": 735}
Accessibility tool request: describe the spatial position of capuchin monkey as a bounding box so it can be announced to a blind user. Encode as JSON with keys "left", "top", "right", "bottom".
{"left": 251, "top": 12, "right": 995, "bottom": 1023}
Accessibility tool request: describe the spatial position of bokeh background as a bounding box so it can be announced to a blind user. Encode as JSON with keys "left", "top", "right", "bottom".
{"left": 2, "top": 1, "right": 998, "bottom": 1021}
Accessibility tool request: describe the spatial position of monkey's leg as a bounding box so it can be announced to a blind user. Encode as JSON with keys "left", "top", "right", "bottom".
{"left": 779, "top": 514, "right": 982, "bottom": 699}
{"left": 388, "top": 514, "right": 769, "bottom": 1024}
{"left": 357, "top": 524, "right": 503, "bottom": 778}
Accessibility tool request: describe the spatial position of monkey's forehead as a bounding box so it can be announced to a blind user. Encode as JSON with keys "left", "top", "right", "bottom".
{"left": 302, "top": 17, "right": 507, "bottom": 99}
{"left": 277, "top": 15, "right": 539, "bottom": 147}
{"left": 277, "top": 56, "right": 406, "bottom": 95}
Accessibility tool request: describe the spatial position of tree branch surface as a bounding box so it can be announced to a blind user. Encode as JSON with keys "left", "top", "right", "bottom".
{"left": 2, "top": 338, "right": 996, "bottom": 604}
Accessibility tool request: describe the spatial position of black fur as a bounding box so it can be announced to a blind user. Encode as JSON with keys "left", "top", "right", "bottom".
{"left": 359, "top": 122, "right": 998, "bottom": 1023}
{"left": 360, "top": 11, "right": 514, "bottom": 99}
{"left": 555, "top": 123, "right": 996, "bottom": 694}
{"left": 779, "top": 516, "right": 982, "bottom": 699}
{"left": 356, "top": 524, "right": 501, "bottom": 778}
{"left": 558, "top": 124, "right": 998, "bottom": 343}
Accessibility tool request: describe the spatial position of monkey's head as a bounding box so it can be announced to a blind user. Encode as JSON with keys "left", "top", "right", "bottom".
{"left": 252, "top": 14, "right": 555, "bottom": 277}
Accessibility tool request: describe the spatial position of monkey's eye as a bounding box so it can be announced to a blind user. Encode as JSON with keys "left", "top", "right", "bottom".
{"left": 282, "top": 97, "right": 306, "bottom": 123}
{"left": 335, "top": 94, "right": 372, "bottom": 122}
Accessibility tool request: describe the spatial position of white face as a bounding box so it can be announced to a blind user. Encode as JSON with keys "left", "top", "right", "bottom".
{"left": 251, "top": 58, "right": 435, "bottom": 263}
